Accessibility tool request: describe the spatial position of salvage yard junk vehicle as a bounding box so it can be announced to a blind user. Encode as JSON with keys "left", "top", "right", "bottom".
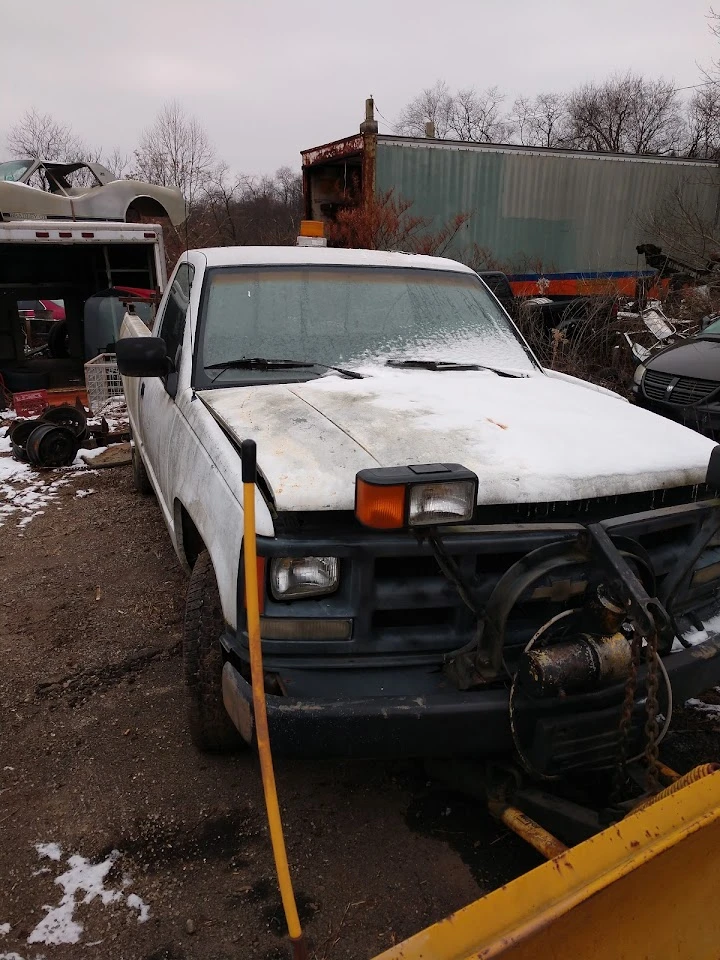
{"left": 0, "top": 159, "right": 187, "bottom": 226}
{"left": 632, "top": 315, "right": 720, "bottom": 441}
{"left": 116, "top": 244, "right": 720, "bottom": 776}
{"left": 302, "top": 100, "right": 719, "bottom": 299}
{"left": 0, "top": 219, "right": 166, "bottom": 401}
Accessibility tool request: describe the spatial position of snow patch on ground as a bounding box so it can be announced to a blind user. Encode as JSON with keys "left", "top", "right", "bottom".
{"left": 24, "top": 846, "right": 149, "bottom": 948}
{"left": 685, "top": 691, "right": 720, "bottom": 715}
{"left": 0, "top": 437, "right": 102, "bottom": 530}
{"left": 74, "top": 489, "right": 95, "bottom": 499}
{"left": 125, "top": 894, "right": 150, "bottom": 923}
{"left": 674, "top": 611, "right": 720, "bottom": 651}
{"left": 35, "top": 843, "right": 62, "bottom": 862}
{"left": 87, "top": 396, "right": 128, "bottom": 435}
{"left": 0, "top": 925, "right": 10, "bottom": 937}
{"left": 75, "top": 446, "right": 107, "bottom": 461}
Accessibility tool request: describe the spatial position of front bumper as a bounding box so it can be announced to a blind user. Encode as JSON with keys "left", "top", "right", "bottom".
{"left": 221, "top": 632, "right": 720, "bottom": 767}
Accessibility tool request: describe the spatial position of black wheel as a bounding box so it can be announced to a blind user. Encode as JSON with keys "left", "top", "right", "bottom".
{"left": 9, "top": 418, "right": 39, "bottom": 462}
{"left": 48, "top": 320, "right": 69, "bottom": 359}
{"left": 131, "top": 442, "right": 153, "bottom": 494}
{"left": 183, "top": 551, "right": 244, "bottom": 752}
{"left": 41, "top": 404, "right": 88, "bottom": 440}
{"left": 25, "top": 423, "right": 78, "bottom": 468}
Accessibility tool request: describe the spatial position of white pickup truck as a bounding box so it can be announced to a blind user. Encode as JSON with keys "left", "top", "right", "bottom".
{"left": 117, "top": 246, "right": 720, "bottom": 775}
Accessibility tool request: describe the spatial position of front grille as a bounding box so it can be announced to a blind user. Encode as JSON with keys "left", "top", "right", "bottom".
{"left": 257, "top": 496, "right": 720, "bottom": 663}
{"left": 644, "top": 369, "right": 719, "bottom": 406}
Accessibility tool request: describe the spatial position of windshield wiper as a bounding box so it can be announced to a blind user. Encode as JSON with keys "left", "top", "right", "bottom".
{"left": 204, "top": 357, "right": 363, "bottom": 379}
{"left": 205, "top": 357, "right": 314, "bottom": 371}
{"left": 386, "top": 359, "right": 525, "bottom": 378}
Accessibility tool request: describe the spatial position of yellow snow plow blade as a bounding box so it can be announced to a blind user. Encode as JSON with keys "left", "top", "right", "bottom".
{"left": 374, "top": 770, "right": 720, "bottom": 960}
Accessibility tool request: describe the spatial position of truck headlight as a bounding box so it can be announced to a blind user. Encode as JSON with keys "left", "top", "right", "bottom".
{"left": 408, "top": 480, "right": 478, "bottom": 526}
{"left": 633, "top": 363, "right": 646, "bottom": 386}
{"left": 355, "top": 463, "right": 478, "bottom": 529}
{"left": 270, "top": 557, "right": 339, "bottom": 600}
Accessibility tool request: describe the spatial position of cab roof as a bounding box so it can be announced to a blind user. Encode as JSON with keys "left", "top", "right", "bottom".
{"left": 195, "top": 246, "right": 475, "bottom": 273}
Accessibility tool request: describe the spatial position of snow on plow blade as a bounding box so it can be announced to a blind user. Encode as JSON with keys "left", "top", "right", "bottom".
{"left": 373, "top": 770, "right": 720, "bottom": 960}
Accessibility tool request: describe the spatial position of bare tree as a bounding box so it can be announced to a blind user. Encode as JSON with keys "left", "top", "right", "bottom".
{"left": 706, "top": 7, "right": 720, "bottom": 77}
{"left": 200, "top": 166, "right": 304, "bottom": 249}
{"left": 643, "top": 179, "right": 720, "bottom": 270}
{"left": 685, "top": 84, "right": 720, "bottom": 159}
{"left": 131, "top": 101, "right": 216, "bottom": 209}
{"left": 272, "top": 165, "right": 303, "bottom": 209}
{"left": 395, "top": 80, "right": 455, "bottom": 138}
{"left": 449, "top": 86, "right": 512, "bottom": 142}
{"left": 566, "top": 72, "right": 684, "bottom": 155}
{"left": 7, "top": 108, "right": 88, "bottom": 161}
{"left": 395, "top": 81, "right": 512, "bottom": 142}
{"left": 513, "top": 93, "right": 569, "bottom": 147}
{"left": 101, "top": 148, "right": 132, "bottom": 179}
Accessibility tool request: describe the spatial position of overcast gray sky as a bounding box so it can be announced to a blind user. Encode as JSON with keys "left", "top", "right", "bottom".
{"left": 1, "top": 0, "right": 717, "bottom": 175}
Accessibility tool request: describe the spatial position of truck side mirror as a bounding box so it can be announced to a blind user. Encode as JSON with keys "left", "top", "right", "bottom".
{"left": 116, "top": 337, "right": 172, "bottom": 378}
{"left": 706, "top": 446, "right": 720, "bottom": 492}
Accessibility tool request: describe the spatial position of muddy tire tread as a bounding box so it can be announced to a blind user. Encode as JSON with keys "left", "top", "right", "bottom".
{"left": 132, "top": 444, "right": 153, "bottom": 495}
{"left": 183, "top": 551, "right": 243, "bottom": 752}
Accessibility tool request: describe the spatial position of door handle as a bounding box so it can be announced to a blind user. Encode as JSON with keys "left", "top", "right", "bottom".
{"left": 140, "top": 382, "right": 145, "bottom": 399}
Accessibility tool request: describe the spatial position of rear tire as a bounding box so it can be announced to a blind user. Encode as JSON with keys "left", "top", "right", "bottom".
{"left": 183, "top": 551, "right": 244, "bottom": 752}
{"left": 131, "top": 442, "right": 153, "bottom": 494}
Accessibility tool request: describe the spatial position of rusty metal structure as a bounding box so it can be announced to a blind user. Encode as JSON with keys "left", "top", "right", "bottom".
{"left": 301, "top": 102, "right": 720, "bottom": 278}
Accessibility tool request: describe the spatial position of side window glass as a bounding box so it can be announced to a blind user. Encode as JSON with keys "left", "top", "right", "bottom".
{"left": 158, "top": 263, "right": 193, "bottom": 366}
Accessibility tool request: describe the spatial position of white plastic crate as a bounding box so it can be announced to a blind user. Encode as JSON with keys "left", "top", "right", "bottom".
{"left": 84, "top": 353, "right": 124, "bottom": 414}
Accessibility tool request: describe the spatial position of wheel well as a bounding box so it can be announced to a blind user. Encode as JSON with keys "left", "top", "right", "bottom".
{"left": 126, "top": 196, "right": 169, "bottom": 222}
{"left": 179, "top": 505, "right": 205, "bottom": 568}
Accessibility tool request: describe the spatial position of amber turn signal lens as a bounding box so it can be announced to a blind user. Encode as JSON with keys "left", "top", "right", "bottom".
{"left": 299, "top": 220, "right": 325, "bottom": 238}
{"left": 355, "top": 479, "right": 406, "bottom": 529}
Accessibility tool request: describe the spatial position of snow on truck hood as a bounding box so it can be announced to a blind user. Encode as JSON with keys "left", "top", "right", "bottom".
{"left": 198, "top": 368, "right": 717, "bottom": 512}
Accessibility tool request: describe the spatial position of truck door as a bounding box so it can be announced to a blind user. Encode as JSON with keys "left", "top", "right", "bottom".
{"left": 138, "top": 261, "right": 193, "bottom": 523}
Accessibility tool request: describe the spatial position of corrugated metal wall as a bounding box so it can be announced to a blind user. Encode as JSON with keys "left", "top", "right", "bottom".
{"left": 375, "top": 139, "right": 720, "bottom": 273}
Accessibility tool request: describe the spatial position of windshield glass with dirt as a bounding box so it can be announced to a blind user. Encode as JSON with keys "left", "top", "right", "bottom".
{"left": 195, "top": 265, "right": 538, "bottom": 386}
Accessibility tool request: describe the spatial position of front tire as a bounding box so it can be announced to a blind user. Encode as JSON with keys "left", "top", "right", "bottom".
{"left": 131, "top": 442, "right": 153, "bottom": 494}
{"left": 183, "top": 551, "right": 244, "bottom": 752}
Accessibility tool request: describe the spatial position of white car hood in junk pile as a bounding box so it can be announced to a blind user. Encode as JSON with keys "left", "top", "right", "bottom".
{"left": 199, "top": 368, "right": 717, "bottom": 512}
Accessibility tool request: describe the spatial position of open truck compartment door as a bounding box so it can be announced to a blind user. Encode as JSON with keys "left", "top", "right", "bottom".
{"left": 0, "top": 220, "right": 165, "bottom": 399}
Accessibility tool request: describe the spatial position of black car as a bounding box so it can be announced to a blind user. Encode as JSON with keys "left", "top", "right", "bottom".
{"left": 632, "top": 316, "right": 720, "bottom": 438}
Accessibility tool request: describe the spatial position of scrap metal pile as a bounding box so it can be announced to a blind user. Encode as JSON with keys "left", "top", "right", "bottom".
{"left": 7, "top": 405, "right": 89, "bottom": 468}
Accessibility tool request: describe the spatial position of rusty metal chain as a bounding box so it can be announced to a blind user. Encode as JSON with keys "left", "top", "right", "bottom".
{"left": 611, "top": 632, "right": 642, "bottom": 803}
{"left": 644, "top": 632, "right": 661, "bottom": 794}
{"left": 612, "top": 628, "right": 663, "bottom": 802}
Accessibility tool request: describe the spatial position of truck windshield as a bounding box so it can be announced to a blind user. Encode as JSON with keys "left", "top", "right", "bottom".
{"left": 0, "top": 160, "right": 32, "bottom": 182}
{"left": 195, "top": 265, "right": 538, "bottom": 386}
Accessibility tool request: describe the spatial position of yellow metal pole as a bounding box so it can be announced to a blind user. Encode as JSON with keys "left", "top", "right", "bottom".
{"left": 656, "top": 761, "right": 681, "bottom": 783}
{"left": 497, "top": 805, "right": 569, "bottom": 860}
{"left": 241, "top": 439, "right": 307, "bottom": 960}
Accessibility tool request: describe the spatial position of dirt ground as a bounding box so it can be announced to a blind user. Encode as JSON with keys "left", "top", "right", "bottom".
{"left": 1, "top": 459, "right": 719, "bottom": 960}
